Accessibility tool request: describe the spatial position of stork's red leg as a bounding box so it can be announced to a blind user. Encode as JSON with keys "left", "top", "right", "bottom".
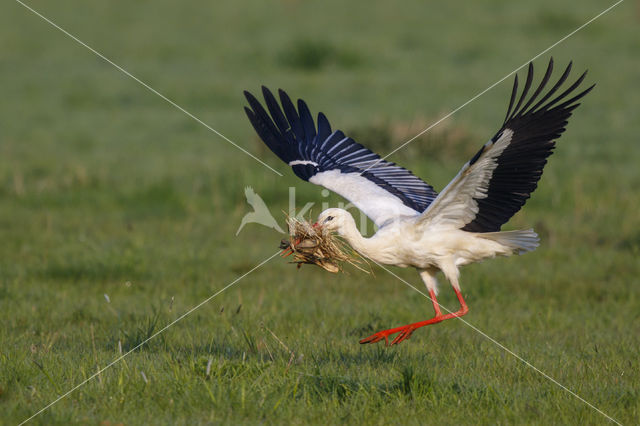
{"left": 359, "top": 287, "right": 469, "bottom": 345}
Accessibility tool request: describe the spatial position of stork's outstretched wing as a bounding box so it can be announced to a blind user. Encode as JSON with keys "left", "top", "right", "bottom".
{"left": 244, "top": 87, "right": 438, "bottom": 227}
{"left": 418, "top": 58, "right": 594, "bottom": 231}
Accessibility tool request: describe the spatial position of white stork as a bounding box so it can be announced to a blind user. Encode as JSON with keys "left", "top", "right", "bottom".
{"left": 244, "top": 58, "right": 593, "bottom": 345}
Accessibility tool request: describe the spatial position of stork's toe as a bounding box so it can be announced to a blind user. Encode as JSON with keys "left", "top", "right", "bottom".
{"left": 359, "top": 332, "right": 390, "bottom": 346}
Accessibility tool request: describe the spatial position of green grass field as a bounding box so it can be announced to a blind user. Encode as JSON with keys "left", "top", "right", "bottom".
{"left": 1, "top": 0, "right": 639, "bottom": 424}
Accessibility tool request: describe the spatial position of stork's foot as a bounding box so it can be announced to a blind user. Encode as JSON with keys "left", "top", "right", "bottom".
{"left": 359, "top": 325, "right": 418, "bottom": 346}
{"left": 359, "top": 308, "right": 469, "bottom": 346}
{"left": 360, "top": 285, "right": 470, "bottom": 346}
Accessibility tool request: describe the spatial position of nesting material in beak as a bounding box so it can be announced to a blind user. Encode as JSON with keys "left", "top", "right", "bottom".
{"left": 280, "top": 216, "right": 369, "bottom": 274}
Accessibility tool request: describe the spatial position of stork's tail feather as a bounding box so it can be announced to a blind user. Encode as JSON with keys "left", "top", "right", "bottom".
{"left": 479, "top": 229, "right": 539, "bottom": 255}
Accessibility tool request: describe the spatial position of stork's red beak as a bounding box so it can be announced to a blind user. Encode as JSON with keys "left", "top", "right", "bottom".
{"left": 280, "top": 236, "right": 302, "bottom": 257}
{"left": 312, "top": 222, "right": 319, "bottom": 228}
{"left": 280, "top": 247, "right": 294, "bottom": 257}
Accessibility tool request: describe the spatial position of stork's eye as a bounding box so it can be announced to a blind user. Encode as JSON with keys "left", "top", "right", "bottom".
{"left": 326, "top": 216, "right": 334, "bottom": 222}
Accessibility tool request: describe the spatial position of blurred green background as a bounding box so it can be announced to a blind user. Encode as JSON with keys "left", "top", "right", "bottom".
{"left": 1, "top": 0, "right": 638, "bottom": 424}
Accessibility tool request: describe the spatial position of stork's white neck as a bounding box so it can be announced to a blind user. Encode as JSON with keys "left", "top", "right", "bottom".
{"left": 334, "top": 215, "right": 378, "bottom": 260}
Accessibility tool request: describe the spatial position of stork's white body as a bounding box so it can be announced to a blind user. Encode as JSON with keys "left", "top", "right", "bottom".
{"left": 352, "top": 221, "right": 523, "bottom": 269}
{"left": 318, "top": 208, "right": 537, "bottom": 294}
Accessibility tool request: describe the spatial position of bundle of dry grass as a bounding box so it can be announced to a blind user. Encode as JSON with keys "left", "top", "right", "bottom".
{"left": 279, "top": 216, "right": 369, "bottom": 274}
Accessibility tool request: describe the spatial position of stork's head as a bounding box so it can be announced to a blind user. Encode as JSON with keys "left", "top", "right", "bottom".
{"left": 315, "top": 208, "right": 355, "bottom": 235}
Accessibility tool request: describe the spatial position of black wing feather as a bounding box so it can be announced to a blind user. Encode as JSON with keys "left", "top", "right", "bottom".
{"left": 519, "top": 60, "right": 554, "bottom": 115}
{"left": 244, "top": 105, "right": 291, "bottom": 163}
{"left": 297, "top": 99, "right": 317, "bottom": 145}
{"left": 462, "top": 58, "right": 594, "bottom": 233}
{"left": 317, "top": 112, "right": 332, "bottom": 142}
{"left": 503, "top": 74, "right": 519, "bottom": 124}
{"left": 279, "top": 89, "right": 305, "bottom": 145}
{"left": 527, "top": 61, "right": 573, "bottom": 114}
{"left": 510, "top": 62, "right": 534, "bottom": 119}
{"left": 262, "top": 87, "right": 294, "bottom": 144}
